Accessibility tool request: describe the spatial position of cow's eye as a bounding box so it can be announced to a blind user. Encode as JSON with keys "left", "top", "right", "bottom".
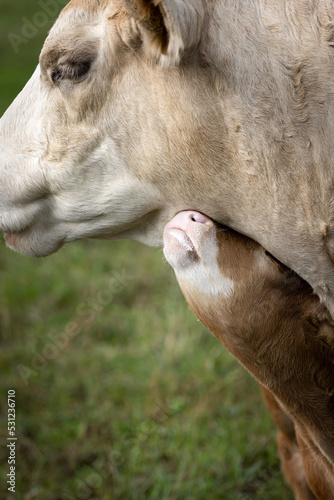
{"left": 51, "top": 60, "right": 92, "bottom": 85}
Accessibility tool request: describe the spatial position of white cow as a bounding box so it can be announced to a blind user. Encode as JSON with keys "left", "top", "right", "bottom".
{"left": 2, "top": 0, "right": 334, "bottom": 315}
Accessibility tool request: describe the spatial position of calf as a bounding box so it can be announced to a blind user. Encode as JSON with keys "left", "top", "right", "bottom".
{"left": 163, "top": 211, "right": 334, "bottom": 500}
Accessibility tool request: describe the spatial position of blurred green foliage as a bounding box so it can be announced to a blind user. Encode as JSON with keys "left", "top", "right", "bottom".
{"left": 0, "top": 0, "right": 68, "bottom": 115}
{"left": 0, "top": 1, "right": 293, "bottom": 499}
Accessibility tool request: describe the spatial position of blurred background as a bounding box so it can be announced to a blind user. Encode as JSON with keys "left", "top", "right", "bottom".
{"left": 0, "top": 1, "right": 293, "bottom": 499}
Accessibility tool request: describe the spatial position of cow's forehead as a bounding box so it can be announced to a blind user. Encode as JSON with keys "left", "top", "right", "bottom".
{"left": 42, "top": 0, "right": 118, "bottom": 58}
{"left": 61, "top": 0, "right": 114, "bottom": 15}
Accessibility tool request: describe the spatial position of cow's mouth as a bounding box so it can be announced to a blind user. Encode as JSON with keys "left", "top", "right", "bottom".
{"left": 2, "top": 223, "right": 64, "bottom": 258}
{"left": 3, "top": 229, "right": 29, "bottom": 246}
{"left": 2, "top": 218, "right": 38, "bottom": 246}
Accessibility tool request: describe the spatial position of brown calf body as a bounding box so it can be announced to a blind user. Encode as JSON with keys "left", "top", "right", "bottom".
{"left": 164, "top": 215, "right": 334, "bottom": 499}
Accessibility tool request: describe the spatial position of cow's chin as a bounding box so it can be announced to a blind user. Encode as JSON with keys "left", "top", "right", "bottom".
{"left": 3, "top": 228, "right": 64, "bottom": 258}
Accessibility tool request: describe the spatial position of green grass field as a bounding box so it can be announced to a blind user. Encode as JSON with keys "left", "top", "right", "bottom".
{"left": 0, "top": 2, "right": 293, "bottom": 499}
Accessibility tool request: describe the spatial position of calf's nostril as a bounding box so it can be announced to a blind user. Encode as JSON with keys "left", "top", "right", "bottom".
{"left": 190, "top": 212, "right": 212, "bottom": 226}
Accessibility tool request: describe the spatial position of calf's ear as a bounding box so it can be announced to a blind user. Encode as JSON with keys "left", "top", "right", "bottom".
{"left": 122, "top": 0, "right": 204, "bottom": 65}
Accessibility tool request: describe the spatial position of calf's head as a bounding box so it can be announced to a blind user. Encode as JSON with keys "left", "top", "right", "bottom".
{"left": 0, "top": 0, "right": 210, "bottom": 257}
{"left": 163, "top": 210, "right": 334, "bottom": 463}
{"left": 162, "top": 209, "right": 299, "bottom": 338}
{"left": 163, "top": 210, "right": 334, "bottom": 380}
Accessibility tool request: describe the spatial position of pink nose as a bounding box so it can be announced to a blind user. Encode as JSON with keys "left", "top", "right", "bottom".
{"left": 166, "top": 211, "right": 213, "bottom": 230}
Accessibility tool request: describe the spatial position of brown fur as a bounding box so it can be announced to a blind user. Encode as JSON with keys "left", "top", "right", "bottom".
{"left": 260, "top": 386, "right": 316, "bottom": 500}
{"left": 180, "top": 227, "right": 334, "bottom": 499}
{"left": 122, "top": 0, "right": 169, "bottom": 54}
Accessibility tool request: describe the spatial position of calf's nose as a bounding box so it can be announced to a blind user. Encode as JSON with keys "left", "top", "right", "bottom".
{"left": 168, "top": 211, "right": 213, "bottom": 229}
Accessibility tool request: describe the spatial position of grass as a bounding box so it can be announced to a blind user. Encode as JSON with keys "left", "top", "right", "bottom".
{"left": 0, "top": 2, "right": 293, "bottom": 499}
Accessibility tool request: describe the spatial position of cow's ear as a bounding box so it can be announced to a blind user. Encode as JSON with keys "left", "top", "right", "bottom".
{"left": 122, "top": 0, "right": 204, "bottom": 66}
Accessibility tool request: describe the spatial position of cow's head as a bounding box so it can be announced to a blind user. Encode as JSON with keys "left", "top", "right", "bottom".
{"left": 0, "top": 0, "right": 211, "bottom": 257}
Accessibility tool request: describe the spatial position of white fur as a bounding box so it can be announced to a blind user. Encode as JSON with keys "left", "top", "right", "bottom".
{"left": 164, "top": 228, "right": 235, "bottom": 299}
{"left": 2, "top": 0, "right": 334, "bottom": 316}
{"left": 176, "top": 254, "right": 235, "bottom": 299}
